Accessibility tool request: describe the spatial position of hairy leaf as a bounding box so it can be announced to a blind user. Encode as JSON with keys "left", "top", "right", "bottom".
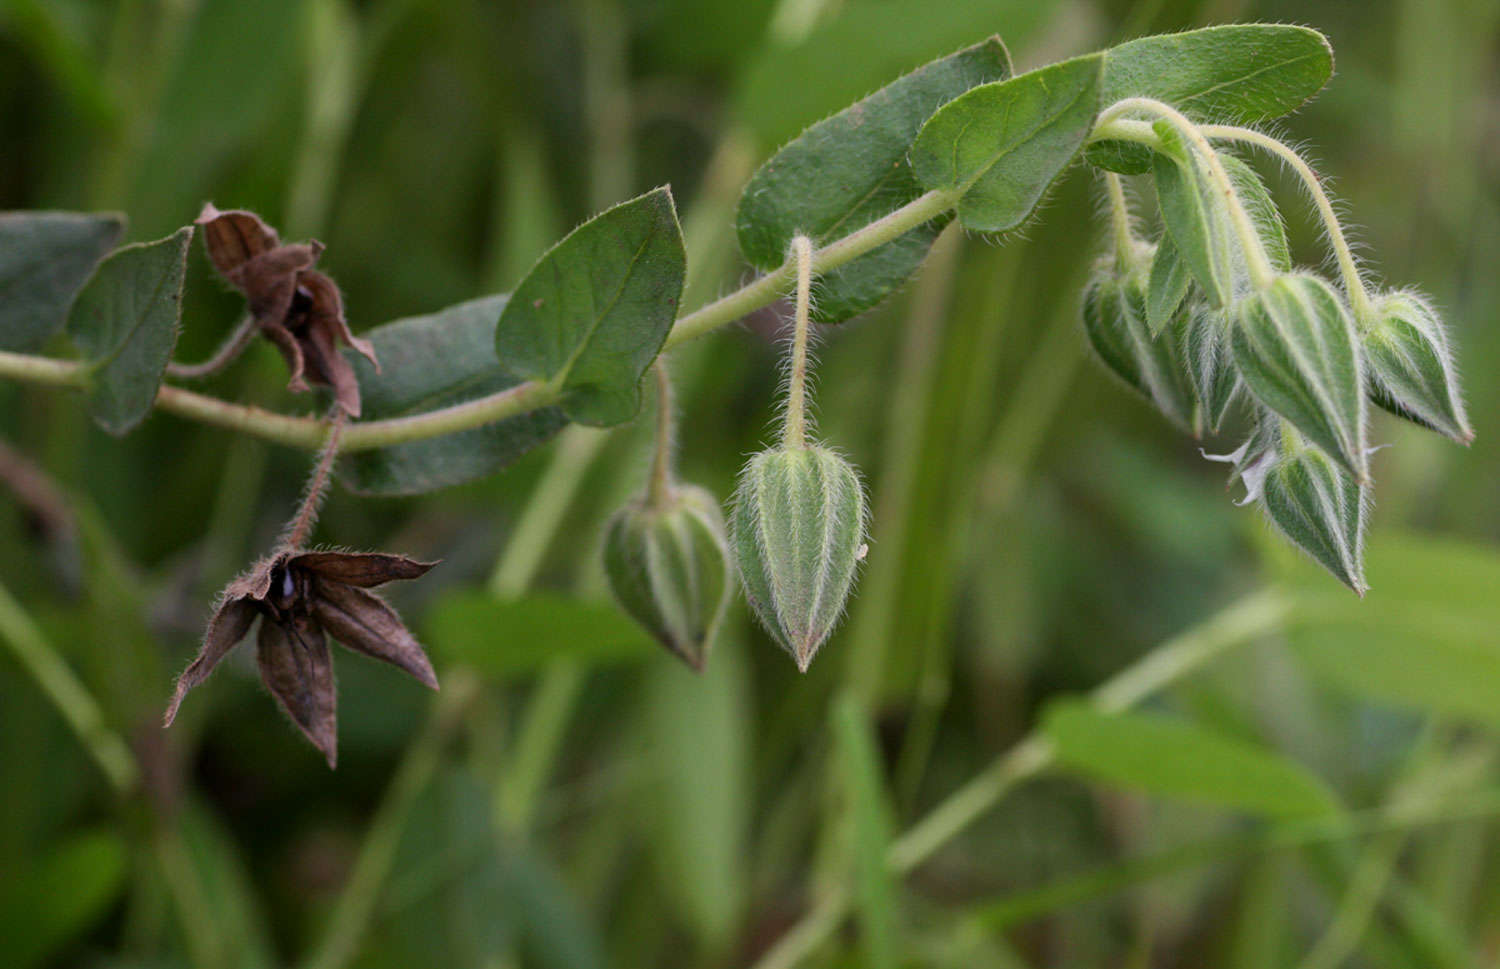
{"left": 911, "top": 54, "right": 1103, "bottom": 232}
{"left": 343, "top": 295, "right": 568, "bottom": 496}
{"left": 496, "top": 187, "right": 686, "bottom": 426}
{"left": 1152, "top": 124, "right": 1235, "bottom": 308}
{"left": 737, "top": 38, "right": 1010, "bottom": 322}
{"left": 0, "top": 211, "right": 124, "bottom": 351}
{"left": 1044, "top": 701, "right": 1339, "bottom": 818}
{"left": 1145, "top": 233, "right": 1192, "bottom": 336}
{"left": 65, "top": 226, "right": 192, "bottom": 434}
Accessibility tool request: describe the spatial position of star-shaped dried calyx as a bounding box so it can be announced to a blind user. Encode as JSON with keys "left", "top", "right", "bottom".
{"left": 164, "top": 549, "right": 439, "bottom": 768}
{"left": 195, "top": 203, "right": 378, "bottom": 416}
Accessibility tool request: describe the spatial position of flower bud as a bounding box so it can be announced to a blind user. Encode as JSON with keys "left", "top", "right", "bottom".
{"left": 1082, "top": 250, "right": 1197, "bottom": 433}
{"left": 1179, "top": 306, "right": 1240, "bottom": 435}
{"left": 1362, "top": 290, "right": 1473, "bottom": 444}
{"left": 1231, "top": 273, "right": 1368, "bottom": 482}
{"left": 1260, "top": 431, "right": 1369, "bottom": 595}
{"left": 730, "top": 446, "right": 867, "bottom": 672}
{"left": 604, "top": 484, "right": 731, "bottom": 672}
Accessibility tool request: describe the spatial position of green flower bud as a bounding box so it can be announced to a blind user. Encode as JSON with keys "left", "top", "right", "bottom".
{"left": 730, "top": 446, "right": 867, "bottom": 672}
{"left": 1082, "top": 249, "right": 1197, "bottom": 433}
{"left": 1179, "top": 305, "right": 1241, "bottom": 435}
{"left": 604, "top": 483, "right": 731, "bottom": 672}
{"left": 1231, "top": 273, "right": 1369, "bottom": 482}
{"left": 1260, "top": 431, "right": 1369, "bottom": 595}
{"left": 1362, "top": 289, "right": 1473, "bottom": 444}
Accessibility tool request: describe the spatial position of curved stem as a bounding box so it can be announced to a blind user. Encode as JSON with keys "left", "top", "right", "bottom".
{"left": 1199, "top": 124, "right": 1374, "bottom": 323}
{"left": 279, "top": 407, "right": 348, "bottom": 549}
{"left": 646, "top": 360, "right": 674, "bottom": 508}
{"left": 782, "top": 235, "right": 815, "bottom": 450}
{"left": 1094, "top": 98, "right": 1276, "bottom": 288}
{"left": 164, "top": 314, "right": 258, "bottom": 380}
{"left": 1103, "top": 171, "right": 1137, "bottom": 268}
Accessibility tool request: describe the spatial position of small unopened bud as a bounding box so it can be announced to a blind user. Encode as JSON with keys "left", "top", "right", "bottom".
{"left": 1260, "top": 431, "right": 1369, "bottom": 595}
{"left": 1179, "top": 306, "right": 1241, "bottom": 435}
{"left": 730, "top": 446, "right": 867, "bottom": 672}
{"left": 1231, "top": 273, "right": 1369, "bottom": 482}
{"left": 1082, "top": 249, "right": 1197, "bottom": 433}
{"left": 1362, "top": 290, "right": 1473, "bottom": 444}
{"left": 604, "top": 484, "right": 731, "bottom": 672}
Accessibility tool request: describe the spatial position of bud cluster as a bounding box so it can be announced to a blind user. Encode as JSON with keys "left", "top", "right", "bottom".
{"left": 1085, "top": 121, "right": 1472, "bottom": 593}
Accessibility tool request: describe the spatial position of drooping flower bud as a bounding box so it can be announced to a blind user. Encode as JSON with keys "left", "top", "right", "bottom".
{"left": 1082, "top": 248, "right": 1197, "bottom": 433}
{"left": 730, "top": 446, "right": 867, "bottom": 672}
{"left": 1231, "top": 273, "right": 1369, "bottom": 482}
{"left": 1361, "top": 289, "right": 1473, "bottom": 444}
{"left": 604, "top": 483, "right": 731, "bottom": 672}
{"left": 1260, "top": 429, "right": 1369, "bottom": 595}
{"left": 1179, "top": 305, "right": 1241, "bottom": 435}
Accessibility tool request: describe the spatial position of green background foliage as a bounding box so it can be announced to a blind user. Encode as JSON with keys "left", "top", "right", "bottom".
{"left": 2, "top": 1, "right": 1499, "bottom": 967}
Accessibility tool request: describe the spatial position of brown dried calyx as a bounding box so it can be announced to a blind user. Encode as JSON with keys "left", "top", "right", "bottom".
{"left": 164, "top": 549, "right": 439, "bottom": 768}
{"left": 195, "top": 203, "right": 378, "bottom": 417}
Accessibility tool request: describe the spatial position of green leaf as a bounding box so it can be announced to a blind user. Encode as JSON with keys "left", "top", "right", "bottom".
{"left": 833, "top": 693, "right": 898, "bottom": 969}
{"left": 1102, "top": 25, "right": 1334, "bottom": 123}
{"left": 1146, "top": 233, "right": 1192, "bottom": 336}
{"left": 65, "top": 226, "right": 192, "bottom": 435}
{"left": 496, "top": 187, "right": 686, "bottom": 426}
{"left": 425, "top": 590, "right": 656, "bottom": 679}
{"left": 0, "top": 211, "right": 124, "bottom": 352}
{"left": 504, "top": 841, "right": 608, "bottom": 969}
{"left": 176, "top": 800, "right": 277, "bottom": 969}
{"left": 1043, "top": 701, "right": 1339, "bottom": 818}
{"left": 1287, "top": 532, "right": 1500, "bottom": 722}
{"left": 736, "top": 38, "right": 1011, "bottom": 323}
{"left": 343, "top": 295, "right": 568, "bottom": 496}
{"left": 1152, "top": 124, "right": 1235, "bottom": 308}
{"left": 0, "top": 829, "right": 127, "bottom": 969}
{"left": 1084, "top": 139, "right": 1153, "bottom": 176}
{"left": 1222, "top": 154, "right": 1290, "bottom": 274}
{"left": 911, "top": 54, "right": 1103, "bottom": 233}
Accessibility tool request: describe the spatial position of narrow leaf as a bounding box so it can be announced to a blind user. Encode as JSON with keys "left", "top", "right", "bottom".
{"left": 425, "top": 590, "right": 656, "bottom": 679}
{"left": 1043, "top": 700, "right": 1339, "bottom": 818}
{"left": 911, "top": 54, "right": 1103, "bottom": 233}
{"left": 0, "top": 211, "right": 124, "bottom": 351}
{"left": 65, "top": 226, "right": 192, "bottom": 434}
{"left": 496, "top": 187, "right": 686, "bottom": 426}
{"left": 833, "top": 693, "right": 899, "bottom": 969}
{"left": 343, "top": 295, "right": 567, "bottom": 495}
{"left": 1152, "top": 124, "right": 1235, "bottom": 307}
{"left": 737, "top": 38, "right": 1011, "bottom": 322}
{"left": 1145, "top": 233, "right": 1192, "bottom": 336}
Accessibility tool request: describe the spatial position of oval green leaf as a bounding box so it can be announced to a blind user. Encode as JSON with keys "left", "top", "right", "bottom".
{"left": 911, "top": 54, "right": 1103, "bottom": 233}
{"left": 65, "top": 226, "right": 192, "bottom": 435}
{"left": 1152, "top": 124, "right": 1236, "bottom": 308}
{"left": 343, "top": 295, "right": 567, "bottom": 496}
{"left": 736, "top": 38, "right": 1011, "bottom": 323}
{"left": 0, "top": 211, "right": 124, "bottom": 352}
{"left": 1043, "top": 700, "right": 1339, "bottom": 818}
{"left": 496, "top": 187, "right": 686, "bottom": 426}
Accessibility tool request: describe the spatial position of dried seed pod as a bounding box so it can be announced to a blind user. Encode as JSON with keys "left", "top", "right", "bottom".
{"left": 1231, "top": 273, "right": 1369, "bottom": 482}
{"left": 604, "top": 484, "right": 731, "bottom": 672}
{"left": 1082, "top": 248, "right": 1198, "bottom": 434}
{"left": 730, "top": 446, "right": 867, "bottom": 672}
{"left": 1362, "top": 289, "right": 1473, "bottom": 444}
{"left": 1260, "top": 430, "right": 1369, "bottom": 595}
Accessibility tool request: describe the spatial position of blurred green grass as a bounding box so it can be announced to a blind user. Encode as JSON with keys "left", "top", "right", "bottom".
{"left": 2, "top": 0, "right": 1500, "bottom": 967}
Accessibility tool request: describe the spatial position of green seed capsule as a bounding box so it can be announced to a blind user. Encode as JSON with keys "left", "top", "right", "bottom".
{"left": 604, "top": 484, "right": 731, "bottom": 672}
{"left": 1362, "top": 289, "right": 1473, "bottom": 444}
{"left": 730, "top": 446, "right": 867, "bottom": 672}
{"left": 1231, "top": 273, "right": 1368, "bottom": 482}
{"left": 1260, "top": 432, "right": 1368, "bottom": 595}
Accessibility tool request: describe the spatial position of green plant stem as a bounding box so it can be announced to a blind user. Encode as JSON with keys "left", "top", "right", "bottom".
{"left": 1103, "top": 171, "right": 1137, "bottom": 267}
{"left": 1199, "top": 124, "right": 1375, "bottom": 323}
{"left": 646, "top": 360, "right": 674, "bottom": 508}
{"left": 0, "top": 576, "right": 139, "bottom": 794}
{"left": 749, "top": 586, "right": 1293, "bottom": 969}
{"left": 0, "top": 190, "right": 958, "bottom": 451}
{"left": 299, "top": 672, "right": 481, "bottom": 969}
{"left": 1091, "top": 100, "right": 1276, "bottom": 287}
{"left": 782, "top": 235, "right": 815, "bottom": 450}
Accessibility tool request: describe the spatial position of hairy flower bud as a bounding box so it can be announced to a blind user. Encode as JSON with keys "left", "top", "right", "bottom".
{"left": 1082, "top": 250, "right": 1197, "bottom": 433}
{"left": 730, "top": 446, "right": 867, "bottom": 672}
{"left": 1231, "top": 273, "right": 1368, "bottom": 481}
{"left": 603, "top": 484, "right": 731, "bottom": 672}
{"left": 1361, "top": 290, "right": 1473, "bottom": 444}
{"left": 1180, "top": 305, "right": 1241, "bottom": 435}
{"left": 1260, "top": 430, "right": 1369, "bottom": 595}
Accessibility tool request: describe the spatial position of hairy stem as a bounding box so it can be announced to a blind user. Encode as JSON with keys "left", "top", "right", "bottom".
{"left": 1199, "top": 124, "right": 1375, "bottom": 322}
{"left": 164, "top": 314, "right": 258, "bottom": 380}
{"left": 782, "top": 235, "right": 815, "bottom": 450}
{"left": 1103, "top": 171, "right": 1137, "bottom": 269}
{"left": 279, "top": 407, "right": 349, "bottom": 550}
{"left": 646, "top": 360, "right": 674, "bottom": 508}
{"left": 1092, "top": 100, "right": 1276, "bottom": 287}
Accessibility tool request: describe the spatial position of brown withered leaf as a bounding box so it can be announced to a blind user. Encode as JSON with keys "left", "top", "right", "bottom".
{"left": 164, "top": 548, "right": 439, "bottom": 768}
{"left": 195, "top": 204, "right": 378, "bottom": 416}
